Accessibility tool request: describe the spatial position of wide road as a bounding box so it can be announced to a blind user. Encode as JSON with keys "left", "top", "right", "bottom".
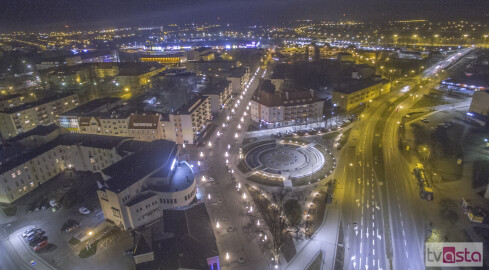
{"left": 200, "top": 66, "right": 273, "bottom": 269}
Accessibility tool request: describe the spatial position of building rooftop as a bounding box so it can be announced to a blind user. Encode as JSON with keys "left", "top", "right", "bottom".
{"left": 117, "top": 62, "right": 165, "bottom": 76}
{"left": 252, "top": 89, "right": 322, "bottom": 107}
{"left": 0, "top": 94, "right": 23, "bottom": 102}
{"left": 8, "top": 124, "right": 59, "bottom": 141}
{"left": 0, "top": 93, "right": 77, "bottom": 114}
{"left": 174, "top": 95, "right": 208, "bottom": 115}
{"left": 149, "top": 162, "right": 194, "bottom": 193}
{"left": 333, "top": 79, "right": 389, "bottom": 94}
{"left": 103, "top": 140, "right": 178, "bottom": 193}
{"left": 202, "top": 80, "right": 230, "bottom": 95}
{"left": 61, "top": 98, "right": 121, "bottom": 117}
{"left": 128, "top": 113, "right": 160, "bottom": 130}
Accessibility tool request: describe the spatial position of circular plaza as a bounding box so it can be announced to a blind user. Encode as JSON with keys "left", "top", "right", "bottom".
{"left": 238, "top": 139, "right": 335, "bottom": 186}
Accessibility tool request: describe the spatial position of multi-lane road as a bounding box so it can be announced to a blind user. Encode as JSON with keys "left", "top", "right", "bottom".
{"left": 341, "top": 48, "right": 472, "bottom": 270}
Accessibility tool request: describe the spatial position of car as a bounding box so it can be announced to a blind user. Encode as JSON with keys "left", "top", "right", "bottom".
{"left": 79, "top": 207, "right": 90, "bottom": 215}
{"left": 62, "top": 219, "right": 80, "bottom": 232}
{"left": 30, "top": 236, "right": 48, "bottom": 246}
{"left": 238, "top": 257, "right": 245, "bottom": 264}
{"left": 25, "top": 228, "right": 42, "bottom": 238}
{"left": 123, "top": 249, "right": 134, "bottom": 256}
{"left": 207, "top": 177, "right": 215, "bottom": 182}
{"left": 27, "top": 231, "right": 45, "bottom": 242}
{"left": 34, "top": 240, "right": 48, "bottom": 252}
{"left": 227, "top": 227, "right": 235, "bottom": 232}
{"left": 421, "top": 118, "right": 429, "bottom": 123}
{"left": 22, "top": 227, "right": 37, "bottom": 237}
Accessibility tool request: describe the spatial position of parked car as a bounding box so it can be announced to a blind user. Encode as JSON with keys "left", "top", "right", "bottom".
{"left": 79, "top": 207, "right": 90, "bottom": 215}
{"left": 22, "top": 227, "right": 37, "bottom": 237}
{"left": 421, "top": 118, "right": 429, "bottom": 123}
{"left": 238, "top": 257, "right": 245, "bottom": 264}
{"left": 30, "top": 236, "right": 48, "bottom": 246}
{"left": 207, "top": 177, "right": 215, "bottom": 182}
{"left": 62, "top": 219, "right": 80, "bottom": 232}
{"left": 25, "top": 229, "right": 42, "bottom": 238}
{"left": 34, "top": 240, "right": 48, "bottom": 252}
{"left": 227, "top": 227, "right": 235, "bottom": 232}
{"left": 27, "top": 231, "right": 45, "bottom": 242}
{"left": 123, "top": 249, "right": 134, "bottom": 256}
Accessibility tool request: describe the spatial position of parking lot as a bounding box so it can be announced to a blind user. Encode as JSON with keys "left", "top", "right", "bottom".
{"left": 1, "top": 171, "right": 133, "bottom": 270}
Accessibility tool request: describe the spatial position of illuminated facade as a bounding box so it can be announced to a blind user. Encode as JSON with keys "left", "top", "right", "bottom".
{"left": 0, "top": 134, "right": 125, "bottom": 203}
{"left": 332, "top": 80, "right": 391, "bottom": 111}
{"left": 97, "top": 140, "right": 197, "bottom": 230}
{"left": 250, "top": 89, "right": 324, "bottom": 128}
{"left": 0, "top": 94, "right": 79, "bottom": 139}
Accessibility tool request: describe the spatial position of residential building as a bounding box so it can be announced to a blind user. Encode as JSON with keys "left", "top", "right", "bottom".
{"left": 250, "top": 89, "right": 324, "bottom": 128}
{"left": 139, "top": 53, "right": 185, "bottom": 65}
{"left": 0, "top": 94, "right": 33, "bottom": 111}
{"left": 203, "top": 81, "right": 232, "bottom": 113}
{"left": 0, "top": 134, "right": 126, "bottom": 203}
{"left": 0, "top": 93, "right": 79, "bottom": 139}
{"left": 225, "top": 67, "right": 250, "bottom": 94}
{"left": 332, "top": 79, "right": 391, "bottom": 111}
{"left": 167, "top": 95, "right": 212, "bottom": 144}
{"left": 97, "top": 140, "right": 197, "bottom": 230}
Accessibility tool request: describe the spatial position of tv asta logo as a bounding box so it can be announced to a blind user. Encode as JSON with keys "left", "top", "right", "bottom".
{"left": 426, "top": 242, "right": 483, "bottom": 267}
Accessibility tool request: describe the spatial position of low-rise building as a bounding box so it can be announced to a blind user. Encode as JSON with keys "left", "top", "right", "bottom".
{"left": 332, "top": 79, "right": 391, "bottom": 111}
{"left": 250, "top": 89, "right": 324, "bottom": 128}
{"left": 97, "top": 140, "right": 197, "bottom": 230}
{"left": 0, "top": 93, "right": 79, "bottom": 139}
{"left": 139, "top": 53, "right": 185, "bottom": 65}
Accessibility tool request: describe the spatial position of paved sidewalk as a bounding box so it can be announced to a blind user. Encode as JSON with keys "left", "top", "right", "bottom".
{"left": 285, "top": 206, "right": 341, "bottom": 270}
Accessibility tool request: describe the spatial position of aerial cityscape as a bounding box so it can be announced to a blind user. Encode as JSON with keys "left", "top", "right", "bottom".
{"left": 1, "top": 1, "right": 489, "bottom": 270}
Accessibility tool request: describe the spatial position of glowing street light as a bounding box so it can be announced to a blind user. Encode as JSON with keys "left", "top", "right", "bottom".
{"left": 208, "top": 141, "right": 212, "bottom": 147}
{"left": 235, "top": 133, "right": 239, "bottom": 138}
{"left": 226, "top": 252, "right": 230, "bottom": 260}
{"left": 200, "top": 152, "right": 204, "bottom": 157}
{"left": 227, "top": 115, "right": 230, "bottom": 121}
{"left": 257, "top": 220, "right": 260, "bottom": 226}
{"left": 243, "top": 193, "right": 247, "bottom": 199}
{"left": 240, "top": 117, "right": 244, "bottom": 122}
{"left": 197, "top": 161, "right": 201, "bottom": 166}
{"left": 88, "top": 231, "right": 93, "bottom": 236}
{"left": 208, "top": 193, "right": 211, "bottom": 199}
{"left": 225, "top": 151, "right": 229, "bottom": 157}
{"left": 217, "top": 131, "right": 221, "bottom": 136}
{"left": 182, "top": 143, "right": 186, "bottom": 148}
{"left": 227, "top": 144, "right": 231, "bottom": 149}
{"left": 238, "top": 123, "right": 241, "bottom": 129}
{"left": 202, "top": 176, "right": 206, "bottom": 181}
{"left": 216, "top": 221, "right": 220, "bottom": 228}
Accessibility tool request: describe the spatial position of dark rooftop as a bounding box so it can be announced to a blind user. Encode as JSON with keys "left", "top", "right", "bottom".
{"left": 61, "top": 98, "right": 121, "bottom": 117}
{"left": 174, "top": 95, "right": 208, "bottom": 115}
{"left": 202, "top": 80, "right": 230, "bottom": 95}
{"left": 103, "top": 140, "right": 178, "bottom": 193}
{"left": 333, "top": 79, "right": 389, "bottom": 94}
{"left": 0, "top": 94, "right": 23, "bottom": 102}
{"left": 8, "top": 124, "right": 59, "bottom": 141}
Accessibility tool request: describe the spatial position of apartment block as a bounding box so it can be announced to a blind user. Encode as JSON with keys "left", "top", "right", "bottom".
{"left": 0, "top": 93, "right": 79, "bottom": 139}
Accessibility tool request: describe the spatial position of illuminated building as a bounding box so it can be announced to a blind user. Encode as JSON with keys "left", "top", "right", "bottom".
{"left": 331, "top": 79, "right": 391, "bottom": 111}
{"left": 0, "top": 134, "right": 126, "bottom": 203}
{"left": 203, "top": 81, "right": 232, "bottom": 113}
{"left": 250, "top": 89, "right": 324, "bottom": 128}
{"left": 140, "top": 53, "right": 185, "bottom": 65}
{"left": 97, "top": 140, "right": 197, "bottom": 230}
{"left": 0, "top": 94, "right": 79, "bottom": 139}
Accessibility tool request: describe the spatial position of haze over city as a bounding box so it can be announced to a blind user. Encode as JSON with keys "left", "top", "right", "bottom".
{"left": 0, "top": 1, "right": 489, "bottom": 270}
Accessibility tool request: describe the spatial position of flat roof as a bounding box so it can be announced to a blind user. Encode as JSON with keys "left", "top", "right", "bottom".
{"left": 9, "top": 124, "right": 59, "bottom": 141}
{"left": 333, "top": 79, "right": 389, "bottom": 94}
{"left": 202, "top": 81, "right": 230, "bottom": 95}
{"left": 61, "top": 98, "right": 121, "bottom": 117}
{"left": 0, "top": 94, "right": 23, "bottom": 102}
{"left": 174, "top": 95, "right": 208, "bottom": 115}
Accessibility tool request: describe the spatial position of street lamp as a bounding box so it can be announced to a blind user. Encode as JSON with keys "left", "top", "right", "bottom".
{"left": 200, "top": 152, "right": 204, "bottom": 158}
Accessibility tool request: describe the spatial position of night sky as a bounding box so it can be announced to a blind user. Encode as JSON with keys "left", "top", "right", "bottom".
{"left": 0, "top": 0, "right": 488, "bottom": 31}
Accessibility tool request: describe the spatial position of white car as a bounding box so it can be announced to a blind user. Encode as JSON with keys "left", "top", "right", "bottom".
{"left": 79, "top": 207, "right": 90, "bottom": 215}
{"left": 207, "top": 177, "right": 215, "bottom": 182}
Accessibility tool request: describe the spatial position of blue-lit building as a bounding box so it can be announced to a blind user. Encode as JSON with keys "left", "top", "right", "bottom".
{"left": 97, "top": 140, "right": 197, "bottom": 230}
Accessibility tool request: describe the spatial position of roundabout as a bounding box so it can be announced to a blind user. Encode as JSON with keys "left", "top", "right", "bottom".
{"left": 238, "top": 139, "right": 335, "bottom": 186}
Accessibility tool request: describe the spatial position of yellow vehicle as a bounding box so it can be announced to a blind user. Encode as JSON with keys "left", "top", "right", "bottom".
{"left": 413, "top": 163, "right": 433, "bottom": 201}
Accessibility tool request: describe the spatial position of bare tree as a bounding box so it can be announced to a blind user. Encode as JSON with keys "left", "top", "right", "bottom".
{"left": 243, "top": 185, "right": 305, "bottom": 265}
